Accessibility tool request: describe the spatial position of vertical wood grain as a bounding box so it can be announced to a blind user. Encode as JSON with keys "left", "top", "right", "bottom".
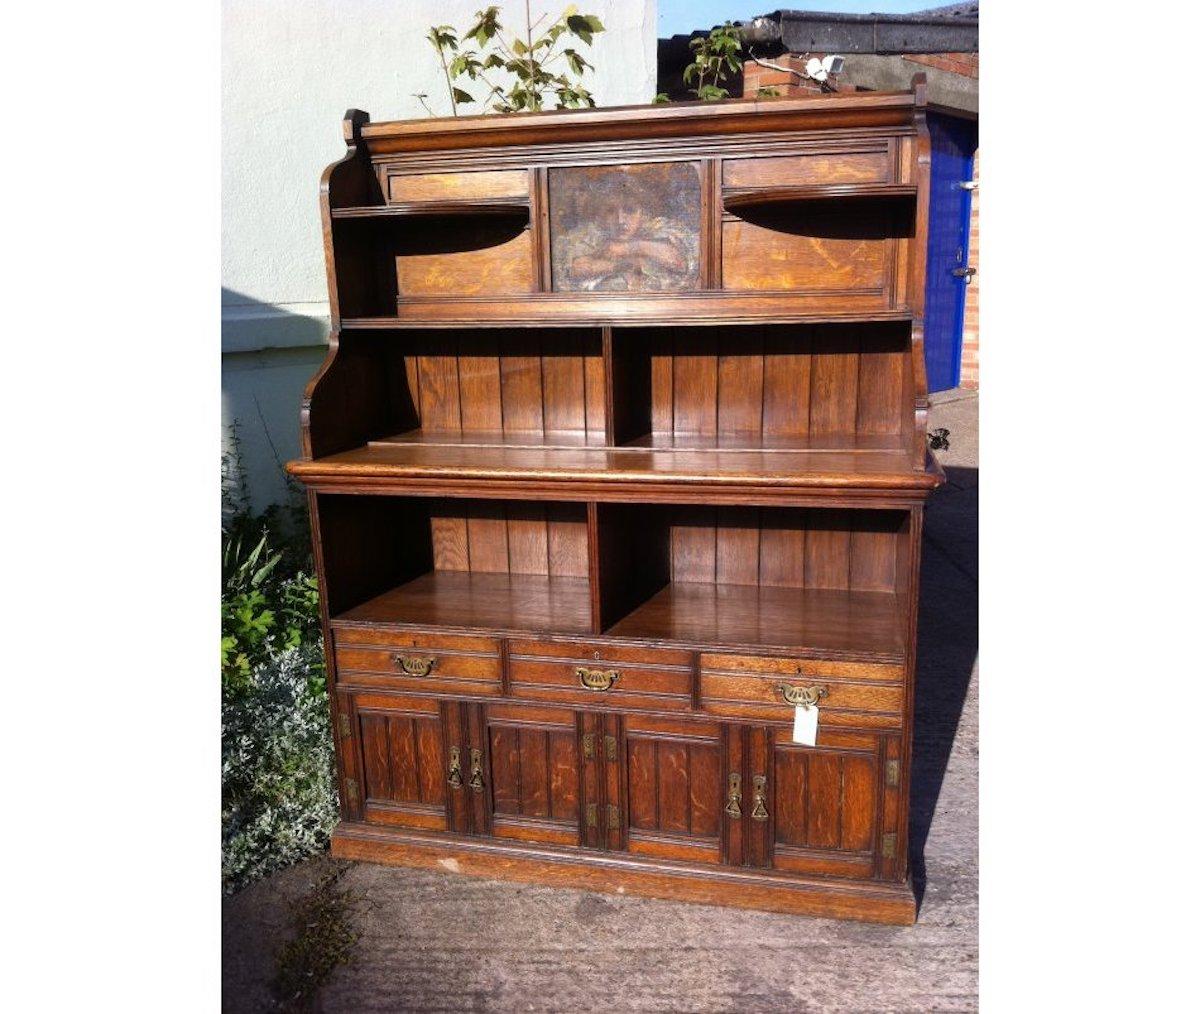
{"left": 841, "top": 755, "right": 876, "bottom": 851}
{"left": 717, "top": 328, "right": 765, "bottom": 439}
{"left": 548, "top": 729, "right": 580, "bottom": 821}
{"left": 519, "top": 727, "right": 550, "bottom": 818}
{"left": 657, "top": 741, "right": 690, "bottom": 833}
{"left": 672, "top": 331, "right": 718, "bottom": 437}
{"left": 805, "top": 753, "right": 841, "bottom": 849}
{"left": 500, "top": 333, "right": 544, "bottom": 432}
{"left": 455, "top": 332, "right": 503, "bottom": 432}
{"left": 387, "top": 716, "right": 419, "bottom": 803}
{"left": 689, "top": 744, "right": 722, "bottom": 838}
{"left": 541, "top": 331, "right": 586, "bottom": 432}
{"left": 627, "top": 738, "right": 658, "bottom": 830}
{"left": 506, "top": 503, "right": 550, "bottom": 575}
{"left": 808, "top": 326, "right": 859, "bottom": 437}
{"left": 464, "top": 502, "right": 509, "bottom": 573}
{"left": 716, "top": 507, "right": 760, "bottom": 586}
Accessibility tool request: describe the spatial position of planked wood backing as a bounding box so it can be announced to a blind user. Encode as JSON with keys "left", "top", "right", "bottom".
{"left": 399, "top": 329, "right": 605, "bottom": 441}
{"left": 429, "top": 500, "right": 588, "bottom": 578}
{"left": 665, "top": 506, "right": 906, "bottom": 592}
{"left": 618, "top": 323, "right": 911, "bottom": 445}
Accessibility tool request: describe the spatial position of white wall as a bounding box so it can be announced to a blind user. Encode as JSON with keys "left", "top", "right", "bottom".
{"left": 222, "top": 0, "right": 657, "bottom": 510}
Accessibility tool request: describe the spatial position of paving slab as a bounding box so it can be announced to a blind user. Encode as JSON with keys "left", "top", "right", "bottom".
{"left": 223, "top": 392, "right": 979, "bottom": 1013}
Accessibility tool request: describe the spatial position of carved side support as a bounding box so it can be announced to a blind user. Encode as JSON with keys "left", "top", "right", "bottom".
{"left": 320, "top": 109, "right": 379, "bottom": 329}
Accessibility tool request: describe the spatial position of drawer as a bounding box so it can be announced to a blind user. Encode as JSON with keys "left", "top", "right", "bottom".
{"left": 722, "top": 149, "right": 892, "bottom": 189}
{"left": 332, "top": 627, "right": 502, "bottom": 697}
{"left": 385, "top": 169, "right": 529, "bottom": 204}
{"left": 699, "top": 653, "right": 905, "bottom": 728}
{"left": 507, "top": 638, "right": 694, "bottom": 712}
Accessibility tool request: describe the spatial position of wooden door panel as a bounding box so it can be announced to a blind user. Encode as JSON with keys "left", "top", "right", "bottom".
{"left": 729, "top": 726, "right": 902, "bottom": 881}
{"left": 350, "top": 693, "right": 453, "bottom": 832}
{"left": 743, "top": 726, "right": 890, "bottom": 880}
{"left": 483, "top": 703, "right": 582, "bottom": 846}
{"left": 620, "top": 714, "right": 723, "bottom": 865}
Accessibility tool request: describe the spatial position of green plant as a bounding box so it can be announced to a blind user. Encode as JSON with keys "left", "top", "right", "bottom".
{"left": 683, "top": 21, "right": 744, "bottom": 101}
{"left": 222, "top": 644, "right": 337, "bottom": 893}
{"left": 222, "top": 434, "right": 333, "bottom": 893}
{"left": 424, "top": 3, "right": 605, "bottom": 115}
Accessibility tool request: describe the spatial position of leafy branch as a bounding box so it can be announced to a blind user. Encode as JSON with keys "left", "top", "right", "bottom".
{"left": 683, "top": 21, "right": 744, "bottom": 102}
{"left": 424, "top": 4, "right": 606, "bottom": 116}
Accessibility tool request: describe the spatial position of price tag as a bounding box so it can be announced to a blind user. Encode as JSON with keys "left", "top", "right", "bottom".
{"left": 792, "top": 705, "right": 818, "bottom": 746}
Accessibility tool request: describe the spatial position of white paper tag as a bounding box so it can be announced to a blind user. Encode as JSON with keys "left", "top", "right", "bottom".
{"left": 792, "top": 705, "right": 819, "bottom": 746}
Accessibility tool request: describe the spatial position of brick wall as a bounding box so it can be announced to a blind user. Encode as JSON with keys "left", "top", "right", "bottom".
{"left": 743, "top": 53, "right": 827, "bottom": 97}
{"left": 959, "top": 150, "right": 979, "bottom": 389}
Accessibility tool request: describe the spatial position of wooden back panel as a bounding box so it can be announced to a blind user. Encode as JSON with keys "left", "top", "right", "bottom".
{"left": 667, "top": 506, "right": 907, "bottom": 593}
{"left": 615, "top": 322, "right": 912, "bottom": 446}
{"left": 397, "top": 329, "right": 605, "bottom": 439}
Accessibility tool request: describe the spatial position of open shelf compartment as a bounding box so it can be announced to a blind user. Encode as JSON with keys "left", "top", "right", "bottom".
{"left": 318, "top": 491, "right": 912, "bottom": 661}
{"left": 289, "top": 322, "right": 934, "bottom": 493}
{"left": 319, "top": 494, "right": 593, "bottom": 637}
{"left": 594, "top": 503, "right": 912, "bottom": 660}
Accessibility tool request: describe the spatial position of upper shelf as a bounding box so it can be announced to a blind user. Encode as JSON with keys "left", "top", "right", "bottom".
{"left": 331, "top": 197, "right": 531, "bottom": 220}
{"left": 722, "top": 183, "right": 918, "bottom": 210}
{"left": 287, "top": 437, "right": 943, "bottom": 501}
{"left": 342, "top": 294, "right": 914, "bottom": 329}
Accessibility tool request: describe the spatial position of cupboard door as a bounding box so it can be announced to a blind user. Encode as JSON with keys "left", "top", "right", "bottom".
{"left": 482, "top": 702, "right": 584, "bottom": 847}
{"left": 342, "top": 691, "right": 470, "bottom": 833}
{"left": 619, "top": 714, "right": 725, "bottom": 865}
{"left": 743, "top": 726, "right": 899, "bottom": 880}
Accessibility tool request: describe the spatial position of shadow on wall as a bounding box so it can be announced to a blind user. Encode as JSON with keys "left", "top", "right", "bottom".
{"left": 221, "top": 288, "right": 330, "bottom": 513}
{"left": 911, "top": 464, "right": 978, "bottom": 908}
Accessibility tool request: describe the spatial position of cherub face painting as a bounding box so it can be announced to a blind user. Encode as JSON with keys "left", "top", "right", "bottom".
{"left": 548, "top": 162, "right": 702, "bottom": 292}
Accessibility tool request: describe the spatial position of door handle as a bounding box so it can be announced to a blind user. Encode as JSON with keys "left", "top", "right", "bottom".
{"left": 952, "top": 266, "right": 976, "bottom": 282}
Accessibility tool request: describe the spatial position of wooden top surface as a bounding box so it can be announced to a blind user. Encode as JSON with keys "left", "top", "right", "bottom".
{"left": 351, "top": 88, "right": 922, "bottom": 155}
{"left": 332, "top": 571, "right": 905, "bottom": 660}
{"left": 287, "top": 439, "right": 943, "bottom": 497}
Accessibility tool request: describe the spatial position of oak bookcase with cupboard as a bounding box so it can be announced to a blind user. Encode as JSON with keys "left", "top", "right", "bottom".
{"left": 287, "top": 78, "right": 943, "bottom": 925}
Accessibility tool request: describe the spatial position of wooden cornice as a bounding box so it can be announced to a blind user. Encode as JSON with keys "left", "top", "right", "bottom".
{"left": 355, "top": 90, "right": 921, "bottom": 155}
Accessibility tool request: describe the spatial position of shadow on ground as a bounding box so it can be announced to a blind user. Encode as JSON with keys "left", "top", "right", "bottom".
{"left": 911, "top": 463, "right": 978, "bottom": 907}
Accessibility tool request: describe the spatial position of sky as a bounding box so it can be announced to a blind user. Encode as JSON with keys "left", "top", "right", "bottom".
{"left": 657, "top": 1, "right": 938, "bottom": 39}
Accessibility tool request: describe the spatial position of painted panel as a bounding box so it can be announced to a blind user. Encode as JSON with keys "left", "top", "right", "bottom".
{"left": 548, "top": 162, "right": 702, "bottom": 292}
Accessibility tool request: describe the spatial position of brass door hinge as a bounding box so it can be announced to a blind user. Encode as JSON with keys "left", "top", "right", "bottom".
{"left": 882, "top": 832, "right": 897, "bottom": 858}
{"left": 338, "top": 713, "right": 351, "bottom": 739}
{"left": 885, "top": 759, "right": 900, "bottom": 787}
{"left": 607, "top": 804, "right": 620, "bottom": 830}
{"left": 604, "top": 734, "right": 617, "bottom": 762}
{"left": 344, "top": 778, "right": 359, "bottom": 805}
{"left": 586, "top": 803, "right": 597, "bottom": 828}
{"left": 582, "top": 733, "right": 595, "bottom": 760}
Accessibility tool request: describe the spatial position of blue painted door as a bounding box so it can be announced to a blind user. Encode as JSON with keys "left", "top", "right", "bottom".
{"left": 923, "top": 112, "right": 977, "bottom": 392}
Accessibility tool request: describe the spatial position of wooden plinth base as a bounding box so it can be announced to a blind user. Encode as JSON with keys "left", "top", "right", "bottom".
{"left": 332, "top": 822, "right": 917, "bottom": 925}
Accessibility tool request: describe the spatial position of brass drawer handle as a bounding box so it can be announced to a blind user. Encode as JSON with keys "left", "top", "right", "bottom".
{"left": 393, "top": 653, "right": 437, "bottom": 677}
{"left": 777, "top": 683, "right": 827, "bottom": 709}
{"left": 750, "top": 775, "right": 768, "bottom": 821}
{"left": 447, "top": 745, "right": 463, "bottom": 789}
{"left": 725, "top": 772, "right": 742, "bottom": 818}
{"left": 468, "top": 748, "right": 484, "bottom": 793}
{"left": 575, "top": 666, "right": 621, "bottom": 692}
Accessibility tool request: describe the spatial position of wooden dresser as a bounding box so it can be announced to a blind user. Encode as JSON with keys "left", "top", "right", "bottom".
{"left": 287, "top": 78, "right": 943, "bottom": 925}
